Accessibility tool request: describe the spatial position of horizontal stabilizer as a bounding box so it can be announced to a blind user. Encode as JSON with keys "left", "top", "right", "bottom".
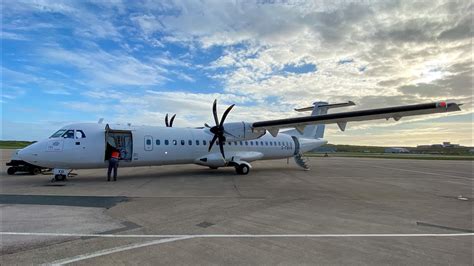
{"left": 295, "top": 101, "right": 355, "bottom": 112}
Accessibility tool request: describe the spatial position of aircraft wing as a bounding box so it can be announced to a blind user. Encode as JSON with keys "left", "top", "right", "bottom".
{"left": 252, "top": 101, "right": 462, "bottom": 135}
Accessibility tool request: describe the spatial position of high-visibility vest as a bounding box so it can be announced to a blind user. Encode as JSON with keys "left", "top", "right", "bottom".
{"left": 111, "top": 151, "right": 120, "bottom": 159}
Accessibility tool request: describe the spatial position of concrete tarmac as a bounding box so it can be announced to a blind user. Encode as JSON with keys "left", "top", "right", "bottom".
{"left": 0, "top": 149, "right": 472, "bottom": 265}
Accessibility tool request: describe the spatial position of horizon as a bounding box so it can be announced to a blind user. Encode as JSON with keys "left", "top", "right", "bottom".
{"left": 2, "top": 1, "right": 472, "bottom": 146}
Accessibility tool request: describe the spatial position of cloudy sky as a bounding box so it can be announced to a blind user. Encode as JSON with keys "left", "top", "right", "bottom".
{"left": 1, "top": 0, "right": 472, "bottom": 146}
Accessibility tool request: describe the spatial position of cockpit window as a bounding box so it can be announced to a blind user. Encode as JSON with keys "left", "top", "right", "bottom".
{"left": 75, "top": 130, "right": 86, "bottom": 139}
{"left": 50, "top": 129, "right": 67, "bottom": 138}
{"left": 62, "top": 130, "right": 75, "bottom": 139}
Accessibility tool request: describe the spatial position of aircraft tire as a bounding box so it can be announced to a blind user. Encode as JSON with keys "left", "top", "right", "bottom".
{"left": 7, "top": 167, "right": 17, "bottom": 175}
{"left": 236, "top": 164, "right": 250, "bottom": 175}
{"left": 30, "top": 167, "right": 41, "bottom": 175}
{"left": 54, "top": 174, "right": 66, "bottom": 182}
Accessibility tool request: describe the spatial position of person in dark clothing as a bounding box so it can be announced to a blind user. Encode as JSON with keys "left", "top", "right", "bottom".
{"left": 107, "top": 147, "right": 120, "bottom": 181}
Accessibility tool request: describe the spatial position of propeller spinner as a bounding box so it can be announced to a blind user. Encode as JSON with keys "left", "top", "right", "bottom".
{"left": 206, "top": 99, "right": 235, "bottom": 159}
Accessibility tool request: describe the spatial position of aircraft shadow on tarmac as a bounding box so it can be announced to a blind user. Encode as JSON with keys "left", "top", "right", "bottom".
{"left": 9, "top": 165, "right": 306, "bottom": 183}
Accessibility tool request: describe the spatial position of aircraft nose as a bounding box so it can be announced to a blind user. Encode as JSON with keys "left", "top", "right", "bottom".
{"left": 18, "top": 142, "right": 44, "bottom": 165}
{"left": 18, "top": 146, "right": 37, "bottom": 163}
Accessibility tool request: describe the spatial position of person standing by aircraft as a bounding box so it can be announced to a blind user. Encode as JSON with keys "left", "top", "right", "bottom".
{"left": 107, "top": 146, "right": 120, "bottom": 182}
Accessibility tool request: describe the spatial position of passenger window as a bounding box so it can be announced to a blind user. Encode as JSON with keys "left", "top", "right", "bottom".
{"left": 234, "top": 141, "right": 238, "bottom": 145}
{"left": 250, "top": 141, "right": 253, "bottom": 146}
{"left": 165, "top": 140, "right": 169, "bottom": 145}
{"left": 255, "top": 141, "right": 258, "bottom": 146}
{"left": 260, "top": 141, "right": 263, "bottom": 146}
{"left": 146, "top": 139, "right": 152, "bottom": 145}
{"left": 245, "top": 141, "right": 248, "bottom": 146}
{"left": 270, "top": 142, "right": 273, "bottom": 146}
{"left": 188, "top": 140, "right": 192, "bottom": 145}
{"left": 203, "top": 140, "right": 207, "bottom": 145}
{"left": 62, "top": 130, "right": 75, "bottom": 139}
{"left": 196, "top": 140, "right": 200, "bottom": 145}
{"left": 181, "top": 140, "right": 185, "bottom": 145}
{"left": 173, "top": 140, "right": 177, "bottom": 145}
{"left": 278, "top": 141, "right": 281, "bottom": 146}
{"left": 228, "top": 142, "right": 231, "bottom": 146}
{"left": 240, "top": 141, "right": 243, "bottom": 145}
{"left": 75, "top": 130, "right": 86, "bottom": 139}
{"left": 265, "top": 141, "right": 268, "bottom": 146}
{"left": 156, "top": 139, "right": 160, "bottom": 145}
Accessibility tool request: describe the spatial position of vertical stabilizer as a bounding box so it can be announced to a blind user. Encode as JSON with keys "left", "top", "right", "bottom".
{"left": 293, "top": 101, "right": 355, "bottom": 139}
{"left": 302, "top": 102, "right": 328, "bottom": 138}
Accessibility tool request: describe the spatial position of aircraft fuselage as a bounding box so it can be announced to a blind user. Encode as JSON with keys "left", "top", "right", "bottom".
{"left": 18, "top": 123, "right": 326, "bottom": 170}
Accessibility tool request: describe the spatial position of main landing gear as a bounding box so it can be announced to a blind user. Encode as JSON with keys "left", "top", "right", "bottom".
{"left": 235, "top": 164, "right": 250, "bottom": 175}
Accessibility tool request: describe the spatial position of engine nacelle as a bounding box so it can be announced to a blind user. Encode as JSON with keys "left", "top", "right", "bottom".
{"left": 221, "top": 122, "right": 266, "bottom": 141}
{"left": 194, "top": 153, "right": 227, "bottom": 167}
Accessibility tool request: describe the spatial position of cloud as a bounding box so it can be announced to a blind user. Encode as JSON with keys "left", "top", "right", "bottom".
{"left": 42, "top": 48, "right": 169, "bottom": 86}
{"left": 2, "top": 0, "right": 472, "bottom": 146}
{"left": 1, "top": 31, "right": 29, "bottom": 41}
{"left": 62, "top": 101, "right": 107, "bottom": 113}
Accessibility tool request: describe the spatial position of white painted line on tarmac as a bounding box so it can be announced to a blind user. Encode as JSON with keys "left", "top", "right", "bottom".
{"left": 2, "top": 232, "right": 473, "bottom": 238}
{"left": 49, "top": 236, "right": 194, "bottom": 265}
{"left": 368, "top": 165, "right": 472, "bottom": 180}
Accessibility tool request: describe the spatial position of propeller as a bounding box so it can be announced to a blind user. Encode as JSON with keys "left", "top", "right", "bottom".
{"left": 165, "top": 113, "right": 176, "bottom": 127}
{"left": 206, "top": 99, "right": 235, "bottom": 159}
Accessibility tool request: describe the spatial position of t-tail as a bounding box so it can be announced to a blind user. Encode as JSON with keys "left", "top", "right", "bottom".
{"left": 289, "top": 101, "right": 356, "bottom": 139}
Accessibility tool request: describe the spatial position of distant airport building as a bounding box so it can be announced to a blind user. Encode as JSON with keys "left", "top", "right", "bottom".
{"left": 384, "top": 147, "right": 409, "bottom": 153}
{"left": 442, "top": 142, "right": 460, "bottom": 148}
{"left": 417, "top": 142, "right": 461, "bottom": 148}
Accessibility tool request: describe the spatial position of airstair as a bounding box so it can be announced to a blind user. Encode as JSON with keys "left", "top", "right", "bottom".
{"left": 294, "top": 153, "right": 310, "bottom": 170}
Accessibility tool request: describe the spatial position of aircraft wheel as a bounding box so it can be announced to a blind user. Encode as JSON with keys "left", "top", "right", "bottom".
{"left": 54, "top": 174, "right": 66, "bottom": 182}
{"left": 236, "top": 164, "right": 250, "bottom": 175}
{"left": 7, "top": 167, "right": 17, "bottom": 175}
{"left": 30, "top": 167, "right": 41, "bottom": 175}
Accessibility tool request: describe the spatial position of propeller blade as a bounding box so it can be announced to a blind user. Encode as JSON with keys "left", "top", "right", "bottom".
{"left": 212, "top": 99, "right": 219, "bottom": 126}
{"left": 170, "top": 114, "right": 176, "bottom": 127}
{"left": 204, "top": 123, "right": 211, "bottom": 128}
{"left": 208, "top": 134, "right": 218, "bottom": 152}
{"left": 218, "top": 136, "right": 225, "bottom": 159}
{"left": 223, "top": 129, "right": 238, "bottom": 138}
{"left": 165, "top": 113, "right": 169, "bottom": 127}
{"left": 219, "top": 104, "right": 235, "bottom": 127}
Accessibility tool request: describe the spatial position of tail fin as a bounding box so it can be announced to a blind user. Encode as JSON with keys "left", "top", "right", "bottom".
{"left": 294, "top": 101, "right": 355, "bottom": 138}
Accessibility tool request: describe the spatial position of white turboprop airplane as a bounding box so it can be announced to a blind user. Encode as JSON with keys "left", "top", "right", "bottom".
{"left": 13, "top": 100, "right": 461, "bottom": 181}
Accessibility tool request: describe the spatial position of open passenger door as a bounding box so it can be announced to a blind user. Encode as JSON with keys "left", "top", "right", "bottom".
{"left": 105, "top": 124, "right": 133, "bottom": 162}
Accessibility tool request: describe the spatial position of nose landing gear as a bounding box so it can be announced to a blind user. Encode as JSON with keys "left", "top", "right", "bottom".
{"left": 53, "top": 174, "right": 67, "bottom": 182}
{"left": 51, "top": 169, "right": 72, "bottom": 182}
